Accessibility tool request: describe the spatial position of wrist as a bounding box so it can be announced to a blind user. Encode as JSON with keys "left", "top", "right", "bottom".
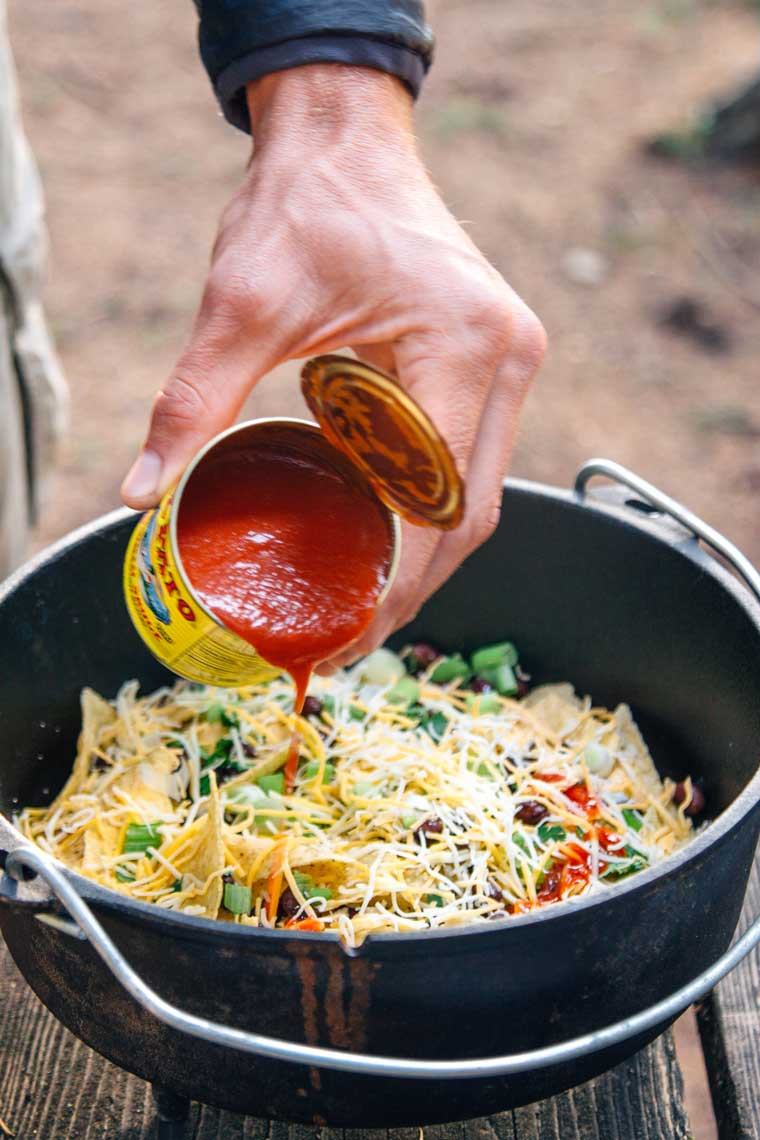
{"left": 245, "top": 64, "right": 414, "bottom": 151}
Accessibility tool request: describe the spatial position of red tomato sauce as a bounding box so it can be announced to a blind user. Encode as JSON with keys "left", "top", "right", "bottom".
{"left": 564, "top": 782, "right": 600, "bottom": 820}
{"left": 176, "top": 426, "right": 394, "bottom": 712}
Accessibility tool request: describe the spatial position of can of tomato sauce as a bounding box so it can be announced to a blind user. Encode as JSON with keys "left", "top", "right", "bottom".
{"left": 123, "top": 354, "right": 464, "bottom": 692}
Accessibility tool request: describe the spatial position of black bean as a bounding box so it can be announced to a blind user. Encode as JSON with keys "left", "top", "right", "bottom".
{"left": 408, "top": 643, "right": 439, "bottom": 674}
{"left": 279, "top": 887, "right": 300, "bottom": 920}
{"left": 673, "top": 781, "right": 706, "bottom": 816}
{"left": 539, "top": 868, "right": 562, "bottom": 897}
{"left": 470, "top": 677, "right": 493, "bottom": 694}
{"left": 485, "top": 881, "right": 504, "bottom": 902}
{"left": 516, "top": 680, "right": 530, "bottom": 699}
{"left": 301, "top": 696, "right": 323, "bottom": 718}
{"left": 242, "top": 741, "right": 257, "bottom": 759}
{"left": 414, "top": 817, "right": 444, "bottom": 839}
{"left": 515, "top": 801, "right": 549, "bottom": 825}
{"left": 222, "top": 871, "right": 235, "bottom": 885}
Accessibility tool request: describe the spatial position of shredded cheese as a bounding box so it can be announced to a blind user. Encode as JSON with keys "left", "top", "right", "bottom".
{"left": 16, "top": 656, "right": 695, "bottom": 946}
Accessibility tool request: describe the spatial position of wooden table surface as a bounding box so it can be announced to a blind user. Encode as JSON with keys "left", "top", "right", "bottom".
{"left": 1, "top": 854, "right": 758, "bottom": 1140}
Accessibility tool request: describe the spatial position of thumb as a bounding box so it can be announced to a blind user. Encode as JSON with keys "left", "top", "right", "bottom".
{"left": 121, "top": 292, "right": 274, "bottom": 509}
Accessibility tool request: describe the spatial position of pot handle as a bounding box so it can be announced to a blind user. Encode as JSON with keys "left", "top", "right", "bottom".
{"left": 575, "top": 458, "right": 760, "bottom": 605}
{"left": 6, "top": 844, "right": 760, "bottom": 1080}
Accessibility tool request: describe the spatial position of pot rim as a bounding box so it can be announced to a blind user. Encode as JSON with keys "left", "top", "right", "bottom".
{"left": 4, "top": 476, "right": 760, "bottom": 950}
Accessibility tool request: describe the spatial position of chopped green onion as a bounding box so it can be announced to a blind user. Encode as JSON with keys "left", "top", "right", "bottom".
{"left": 227, "top": 785, "right": 270, "bottom": 807}
{"left": 115, "top": 865, "right": 135, "bottom": 883}
{"left": 349, "top": 704, "right": 366, "bottom": 722}
{"left": 167, "top": 738, "right": 185, "bottom": 750}
{"left": 293, "top": 870, "right": 313, "bottom": 894}
{"left": 422, "top": 711, "right": 449, "bottom": 740}
{"left": 321, "top": 694, "right": 335, "bottom": 716}
{"left": 478, "top": 663, "right": 518, "bottom": 696}
{"left": 584, "top": 742, "right": 613, "bottom": 776}
{"left": 536, "top": 862, "right": 554, "bottom": 889}
{"left": 622, "top": 808, "right": 643, "bottom": 832}
{"left": 470, "top": 760, "right": 494, "bottom": 778}
{"left": 424, "top": 893, "right": 444, "bottom": 907}
{"left": 387, "top": 676, "right": 420, "bottom": 706}
{"left": 576, "top": 825, "right": 585, "bottom": 837}
{"left": 122, "top": 823, "right": 161, "bottom": 854}
{"left": 358, "top": 648, "right": 405, "bottom": 686}
{"left": 257, "top": 772, "right": 285, "bottom": 795}
{"left": 466, "top": 692, "right": 502, "bottom": 715}
{"left": 401, "top": 812, "right": 418, "bottom": 829}
{"left": 538, "top": 821, "right": 567, "bottom": 843}
{"left": 471, "top": 641, "right": 518, "bottom": 673}
{"left": 199, "top": 774, "right": 210, "bottom": 797}
{"left": 513, "top": 832, "right": 530, "bottom": 856}
{"left": 303, "top": 760, "right": 336, "bottom": 784}
{"left": 293, "top": 871, "right": 333, "bottom": 901}
{"left": 430, "top": 654, "right": 471, "bottom": 684}
{"left": 171, "top": 877, "right": 183, "bottom": 892}
{"left": 223, "top": 882, "right": 252, "bottom": 915}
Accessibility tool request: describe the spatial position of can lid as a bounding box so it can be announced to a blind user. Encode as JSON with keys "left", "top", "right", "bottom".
{"left": 300, "top": 355, "right": 464, "bottom": 530}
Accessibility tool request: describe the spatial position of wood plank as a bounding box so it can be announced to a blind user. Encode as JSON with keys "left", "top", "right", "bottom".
{"left": 0, "top": 937, "right": 690, "bottom": 1139}
{"left": 697, "top": 849, "right": 760, "bottom": 1140}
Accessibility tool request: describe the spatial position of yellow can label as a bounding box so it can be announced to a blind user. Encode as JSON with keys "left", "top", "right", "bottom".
{"left": 123, "top": 492, "right": 280, "bottom": 687}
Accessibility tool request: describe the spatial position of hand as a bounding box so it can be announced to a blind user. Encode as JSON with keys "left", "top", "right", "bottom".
{"left": 121, "top": 64, "right": 546, "bottom": 667}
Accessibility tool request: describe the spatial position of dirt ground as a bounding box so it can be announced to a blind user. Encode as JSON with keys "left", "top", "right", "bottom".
{"left": 8, "top": 0, "right": 760, "bottom": 566}
{"left": 8, "top": 0, "right": 760, "bottom": 1135}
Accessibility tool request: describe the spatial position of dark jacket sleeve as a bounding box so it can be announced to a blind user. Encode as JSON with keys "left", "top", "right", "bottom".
{"left": 194, "top": 1, "right": 434, "bottom": 132}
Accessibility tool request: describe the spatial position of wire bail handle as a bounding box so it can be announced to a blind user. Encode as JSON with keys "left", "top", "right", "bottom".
{"left": 5, "top": 844, "right": 760, "bottom": 1079}
{"left": 575, "top": 458, "right": 760, "bottom": 606}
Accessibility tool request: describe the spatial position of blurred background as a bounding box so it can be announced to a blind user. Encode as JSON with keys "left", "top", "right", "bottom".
{"left": 6, "top": 2, "right": 760, "bottom": 1135}
{"left": 7, "top": 0, "right": 760, "bottom": 564}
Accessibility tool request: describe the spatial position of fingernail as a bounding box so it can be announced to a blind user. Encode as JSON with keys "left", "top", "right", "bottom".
{"left": 121, "top": 450, "right": 163, "bottom": 506}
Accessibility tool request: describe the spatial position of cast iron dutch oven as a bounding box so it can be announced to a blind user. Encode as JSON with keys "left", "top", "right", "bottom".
{"left": 1, "top": 460, "right": 760, "bottom": 1129}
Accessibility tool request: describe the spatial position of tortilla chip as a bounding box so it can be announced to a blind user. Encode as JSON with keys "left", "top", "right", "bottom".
{"left": 224, "top": 834, "right": 331, "bottom": 880}
{"left": 51, "top": 689, "right": 116, "bottom": 810}
{"left": 83, "top": 819, "right": 121, "bottom": 873}
{"left": 183, "top": 772, "right": 225, "bottom": 918}
{"left": 611, "top": 704, "right": 663, "bottom": 796}
{"left": 114, "top": 680, "right": 141, "bottom": 752}
{"left": 523, "top": 683, "right": 584, "bottom": 736}
{"left": 114, "top": 748, "right": 184, "bottom": 818}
